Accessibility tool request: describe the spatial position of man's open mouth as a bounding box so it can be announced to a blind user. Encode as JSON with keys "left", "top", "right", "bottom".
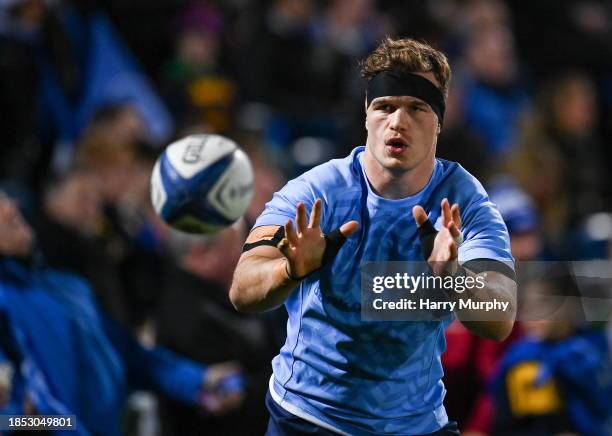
{"left": 385, "top": 137, "right": 408, "bottom": 154}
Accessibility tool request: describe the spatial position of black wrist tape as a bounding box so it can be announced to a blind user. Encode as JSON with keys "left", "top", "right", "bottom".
{"left": 322, "top": 228, "right": 347, "bottom": 266}
{"left": 242, "top": 226, "right": 286, "bottom": 253}
{"left": 242, "top": 225, "right": 348, "bottom": 280}
{"left": 285, "top": 262, "right": 309, "bottom": 281}
{"left": 417, "top": 219, "right": 438, "bottom": 259}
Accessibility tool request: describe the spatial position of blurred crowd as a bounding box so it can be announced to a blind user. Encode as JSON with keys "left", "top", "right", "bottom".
{"left": 0, "top": 0, "right": 611, "bottom": 435}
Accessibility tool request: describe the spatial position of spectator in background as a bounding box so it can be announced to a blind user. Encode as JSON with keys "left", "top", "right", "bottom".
{"left": 38, "top": 167, "right": 132, "bottom": 322}
{"left": 37, "top": 106, "right": 166, "bottom": 329}
{"left": 0, "top": 193, "right": 244, "bottom": 436}
{"left": 506, "top": 72, "right": 609, "bottom": 255}
{"left": 161, "top": 1, "right": 235, "bottom": 134}
{"left": 491, "top": 274, "right": 611, "bottom": 436}
{"left": 155, "top": 223, "right": 281, "bottom": 435}
{"left": 488, "top": 177, "right": 543, "bottom": 261}
{"left": 75, "top": 103, "right": 147, "bottom": 204}
{"left": 461, "top": 23, "right": 530, "bottom": 157}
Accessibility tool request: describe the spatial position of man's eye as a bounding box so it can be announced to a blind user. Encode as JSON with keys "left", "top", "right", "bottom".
{"left": 411, "top": 105, "right": 425, "bottom": 112}
{"left": 378, "top": 104, "right": 393, "bottom": 112}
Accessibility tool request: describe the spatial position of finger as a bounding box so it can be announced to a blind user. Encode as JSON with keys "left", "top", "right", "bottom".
{"left": 339, "top": 220, "right": 359, "bottom": 237}
{"left": 284, "top": 220, "right": 298, "bottom": 247}
{"left": 447, "top": 220, "right": 461, "bottom": 239}
{"left": 451, "top": 203, "right": 462, "bottom": 228}
{"left": 412, "top": 205, "right": 429, "bottom": 226}
{"left": 441, "top": 198, "right": 452, "bottom": 226}
{"left": 309, "top": 198, "right": 322, "bottom": 229}
{"left": 295, "top": 203, "right": 307, "bottom": 234}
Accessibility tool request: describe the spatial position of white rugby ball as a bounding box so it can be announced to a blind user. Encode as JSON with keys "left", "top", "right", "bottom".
{"left": 150, "top": 134, "right": 254, "bottom": 234}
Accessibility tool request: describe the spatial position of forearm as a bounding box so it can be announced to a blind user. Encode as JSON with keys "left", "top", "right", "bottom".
{"left": 451, "top": 270, "right": 517, "bottom": 341}
{"left": 102, "top": 313, "right": 205, "bottom": 403}
{"left": 229, "top": 255, "right": 300, "bottom": 313}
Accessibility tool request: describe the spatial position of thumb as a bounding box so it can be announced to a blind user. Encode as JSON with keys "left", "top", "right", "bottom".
{"left": 277, "top": 238, "right": 291, "bottom": 258}
{"left": 339, "top": 220, "right": 359, "bottom": 237}
{"left": 412, "top": 205, "right": 429, "bottom": 227}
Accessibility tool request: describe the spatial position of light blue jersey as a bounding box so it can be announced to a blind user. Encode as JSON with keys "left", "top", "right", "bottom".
{"left": 254, "top": 146, "right": 513, "bottom": 435}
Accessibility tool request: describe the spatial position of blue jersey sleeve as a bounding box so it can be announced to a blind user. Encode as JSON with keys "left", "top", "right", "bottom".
{"left": 254, "top": 176, "right": 316, "bottom": 229}
{"left": 455, "top": 171, "right": 513, "bottom": 264}
{"left": 460, "top": 197, "right": 513, "bottom": 263}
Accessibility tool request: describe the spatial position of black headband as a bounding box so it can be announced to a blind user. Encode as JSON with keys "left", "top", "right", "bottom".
{"left": 366, "top": 69, "right": 446, "bottom": 126}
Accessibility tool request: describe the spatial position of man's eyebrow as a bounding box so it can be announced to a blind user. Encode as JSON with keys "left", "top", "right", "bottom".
{"left": 410, "top": 99, "right": 429, "bottom": 106}
{"left": 371, "top": 96, "right": 430, "bottom": 106}
{"left": 371, "top": 97, "right": 395, "bottom": 104}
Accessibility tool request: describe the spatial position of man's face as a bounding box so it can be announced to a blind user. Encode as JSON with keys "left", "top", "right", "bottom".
{"left": 364, "top": 72, "right": 441, "bottom": 173}
{"left": 0, "top": 196, "right": 34, "bottom": 257}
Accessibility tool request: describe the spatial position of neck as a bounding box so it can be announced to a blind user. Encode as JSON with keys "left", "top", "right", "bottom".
{"left": 363, "top": 149, "right": 435, "bottom": 199}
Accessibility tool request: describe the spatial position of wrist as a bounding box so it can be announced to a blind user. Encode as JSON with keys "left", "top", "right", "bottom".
{"left": 283, "top": 259, "right": 308, "bottom": 281}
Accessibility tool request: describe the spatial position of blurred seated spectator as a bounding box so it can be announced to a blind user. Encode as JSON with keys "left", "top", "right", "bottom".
{"left": 160, "top": 1, "right": 234, "bottom": 134}
{"left": 491, "top": 274, "right": 611, "bottom": 436}
{"left": 460, "top": 24, "right": 530, "bottom": 157}
{"left": 155, "top": 223, "right": 283, "bottom": 435}
{"left": 38, "top": 166, "right": 133, "bottom": 323}
{"left": 0, "top": 193, "right": 244, "bottom": 435}
{"left": 39, "top": 131, "right": 163, "bottom": 329}
{"left": 75, "top": 103, "right": 146, "bottom": 206}
{"left": 488, "top": 176, "right": 544, "bottom": 261}
{"left": 79, "top": 103, "right": 147, "bottom": 153}
{"left": 505, "top": 72, "right": 610, "bottom": 255}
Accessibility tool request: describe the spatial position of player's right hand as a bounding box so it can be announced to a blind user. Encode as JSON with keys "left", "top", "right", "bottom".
{"left": 413, "top": 198, "right": 463, "bottom": 277}
{"left": 277, "top": 198, "right": 358, "bottom": 280}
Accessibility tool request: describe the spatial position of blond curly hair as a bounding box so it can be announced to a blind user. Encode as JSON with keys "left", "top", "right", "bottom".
{"left": 360, "top": 37, "right": 451, "bottom": 97}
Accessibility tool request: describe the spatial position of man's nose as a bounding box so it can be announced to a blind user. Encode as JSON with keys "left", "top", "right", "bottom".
{"left": 389, "top": 108, "right": 409, "bottom": 131}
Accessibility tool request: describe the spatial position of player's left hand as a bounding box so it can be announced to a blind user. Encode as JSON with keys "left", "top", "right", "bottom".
{"left": 412, "top": 198, "right": 463, "bottom": 277}
{"left": 200, "top": 362, "right": 245, "bottom": 415}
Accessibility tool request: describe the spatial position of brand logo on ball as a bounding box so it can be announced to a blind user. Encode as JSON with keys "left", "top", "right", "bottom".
{"left": 182, "top": 138, "right": 207, "bottom": 163}
{"left": 230, "top": 182, "right": 254, "bottom": 199}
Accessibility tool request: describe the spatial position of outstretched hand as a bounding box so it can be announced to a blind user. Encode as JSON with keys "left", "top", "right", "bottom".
{"left": 412, "top": 198, "right": 463, "bottom": 277}
{"left": 200, "top": 362, "right": 244, "bottom": 415}
{"left": 277, "top": 198, "right": 359, "bottom": 280}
